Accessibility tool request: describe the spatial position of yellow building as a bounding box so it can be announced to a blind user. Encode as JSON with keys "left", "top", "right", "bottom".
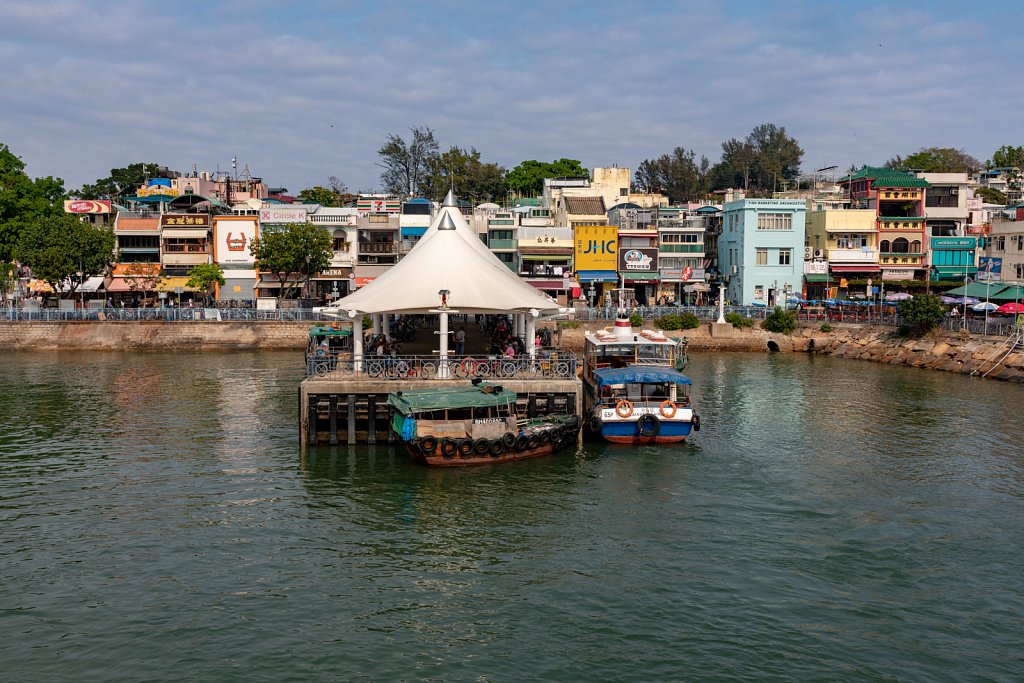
{"left": 805, "top": 208, "right": 879, "bottom": 294}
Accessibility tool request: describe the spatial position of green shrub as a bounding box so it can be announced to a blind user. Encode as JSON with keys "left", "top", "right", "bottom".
{"left": 559, "top": 321, "right": 580, "bottom": 329}
{"left": 897, "top": 293, "right": 945, "bottom": 336}
{"left": 762, "top": 306, "right": 797, "bottom": 334}
{"left": 724, "top": 312, "right": 754, "bottom": 328}
{"left": 820, "top": 323, "right": 833, "bottom": 333}
{"left": 629, "top": 313, "right": 643, "bottom": 327}
{"left": 655, "top": 313, "right": 700, "bottom": 330}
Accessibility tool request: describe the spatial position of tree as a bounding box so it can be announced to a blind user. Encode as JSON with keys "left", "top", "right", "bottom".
{"left": 975, "top": 187, "right": 1007, "bottom": 205}
{"left": 124, "top": 262, "right": 165, "bottom": 304}
{"left": 1, "top": 143, "right": 67, "bottom": 261}
{"left": 297, "top": 186, "right": 341, "bottom": 206}
{"left": 186, "top": 263, "right": 225, "bottom": 305}
{"left": 506, "top": 158, "right": 588, "bottom": 196}
{"left": 897, "top": 293, "right": 945, "bottom": 335}
{"left": 15, "top": 215, "right": 117, "bottom": 298}
{"left": 377, "top": 126, "right": 440, "bottom": 197}
{"left": 78, "top": 162, "right": 165, "bottom": 199}
{"left": 248, "top": 222, "right": 332, "bottom": 302}
{"left": 635, "top": 147, "right": 710, "bottom": 203}
{"left": 886, "top": 147, "right": 981, "bottom": 173}
{"left": 421, "top": 146, "right": 507, "bottom": 203}
{"left": 327, "top": 176, "right": 348, "bottom": 195}
{"left": 746, "top": 123, "right": 804, "bottom": 192}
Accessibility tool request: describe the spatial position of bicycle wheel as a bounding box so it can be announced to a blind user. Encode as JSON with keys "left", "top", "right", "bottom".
{"left": 419, "top": 361, "right": 436, "bottom": 379}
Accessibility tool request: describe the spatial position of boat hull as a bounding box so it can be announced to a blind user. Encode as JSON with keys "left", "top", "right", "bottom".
{"left": 410, "top": 441, "right": 569, "bottom": 466}
{"left": 596, "top": 418, "right": 692, "bottom": 445}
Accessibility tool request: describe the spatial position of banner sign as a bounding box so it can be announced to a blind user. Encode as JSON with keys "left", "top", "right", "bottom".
{"left": 979, "top": 256, "right": 1003, "bottom": 274}
{"left": 213, "top": 216, "right": 258, "bottom": 265}
{"left": 260, "top": 207, "right": 308, "bottom": 223}
{"left": 618, "top": 247, "right": 659, "bottom": 272}
{"left": 161, "top": 214, "right": 210, "bottom": 227}
{"left": 882, "top": 268, "right": 915, "bottom": 280}
{"left": 574, "top": 225, "right": 618, "bottom": 271}
{"left": 931, "top": 237, "right": 976, "bottom": 249}
{"left": 64, "top": 199, "right": 111, "bottom": 214}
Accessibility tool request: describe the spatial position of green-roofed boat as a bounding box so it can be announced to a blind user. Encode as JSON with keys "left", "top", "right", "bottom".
{"left": 305, "top": 324, "right": 353, "bottom": 367}
{"left": 387, "top": 382, "right": 580, "bottom": 466}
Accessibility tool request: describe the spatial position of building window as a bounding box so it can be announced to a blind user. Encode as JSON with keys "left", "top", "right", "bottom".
{"left": 332, "top": 238, "right": 349, "bottom": 252}
{"left": 996, "top": 236, "right": 1005, "bottom": 251}
{"left": 779, "top": 249, "right": 792, "bottom": 265}
{"left": 757, "top": 213, "right": 792, "bottom": 230}
{"left": 756, "top": 248, "right": 768, "bottom": 265}
{"left": 755, "top": 286, "right": 764, "bottom": 300}
{"left": 1017, "top": 263, "right": 1024, "bottom": 278}
{"left": 661, "top": 233, "right": 699, "bottom": 243}
{"left": 910, "top": 240, "right": 921, "bottom": 254}
{"left": 892, "top": 238, "right": 910, "bottom": 254}
{"left": 880, "top": 240, "right": 891, "bottom": 252}
{"left": 489, "top": 229, "right": 514, "bottom": 241}
{"left": 495, "top": 252, "right": 514, "bottom": 264}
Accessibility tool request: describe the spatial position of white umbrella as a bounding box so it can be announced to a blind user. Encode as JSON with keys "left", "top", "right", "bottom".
{"left": 971, "top": 302, "right": 998, "bottom": 312}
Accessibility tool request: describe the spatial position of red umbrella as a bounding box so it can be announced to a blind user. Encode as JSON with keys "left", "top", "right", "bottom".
{"left": 995, "top": 302, "right": 1024, "bottom": 314}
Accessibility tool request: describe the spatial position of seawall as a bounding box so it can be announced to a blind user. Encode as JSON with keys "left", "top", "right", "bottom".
{"left": 1, "top": 320, "right": 1021, "bottom": 384}
{"left": 0, "top": 321, "right": 311, "bottom": 351}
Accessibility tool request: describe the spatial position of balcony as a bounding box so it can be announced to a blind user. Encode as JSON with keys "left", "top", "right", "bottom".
{"left": 358, "top": 242, "right": 397, "bottom": 255}
{"left": 827, "top": 248, "right": 878, "bottom": 263}
{"left": 488, "top": 239, "right": 517, "bottom": 250}
{"left": 658, "top": 244, "right": 705, "bottom": 253}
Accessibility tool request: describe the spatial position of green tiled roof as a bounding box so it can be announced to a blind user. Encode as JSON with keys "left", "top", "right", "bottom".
{"left": 841, "top": 166, "right": 930, "bottom": 189}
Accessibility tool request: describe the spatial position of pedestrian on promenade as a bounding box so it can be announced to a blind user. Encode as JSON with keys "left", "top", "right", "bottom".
{"left": 454, "top": 327, "right": 466, "bottom": 355}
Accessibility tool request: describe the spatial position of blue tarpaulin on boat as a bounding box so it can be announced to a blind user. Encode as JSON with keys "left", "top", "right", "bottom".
{"left": 593, "top": 366, "right": 692, "bottom": 387}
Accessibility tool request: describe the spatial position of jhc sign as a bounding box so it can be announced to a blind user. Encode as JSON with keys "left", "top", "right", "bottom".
{"left": 574, "top": 225, "right": 618, "bottom": 270}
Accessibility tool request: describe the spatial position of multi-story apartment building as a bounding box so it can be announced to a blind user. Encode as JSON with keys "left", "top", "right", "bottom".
{"left": 719, "top": 198, "right": 806, "bottom": 306}
{"left": 655, "top": 207, "right": 713, "bottom": 303}
{"left": 486, "top": 211, "right": 519, "bottom": 272}
{"left": 308, "top": 207, "right": 358, "bottom": 300}
{"left": 804, "top": 208, "right": 878, "bottom": 296}
{"left": 840, "top": 166, "right": 930, "bottom": 284}
{"left": 986, "top": 220, "right": 1024, "bottom": 282}
{"left": 518, "top": 226, "right": 573, "bottom": 304}
{"left": 914, "top": 172, "right": 981, "bottom": 285}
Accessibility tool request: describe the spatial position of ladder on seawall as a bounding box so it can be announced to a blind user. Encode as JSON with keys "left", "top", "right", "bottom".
{"left": 973, "top": 326, "right": 1024, "bottom": 378}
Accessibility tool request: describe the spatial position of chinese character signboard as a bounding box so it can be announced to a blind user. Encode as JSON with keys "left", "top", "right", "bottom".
{"left": 160, "top": 214, "right": 211, "bottom": 228}
{"left": 574, "top": 225, "right": 618, "bottom": 270}
{"left": 213, "top": 216, "right": 258, "bottom": 265}
{"left": 618, "top": 247, "right": 659, "bottom": 272}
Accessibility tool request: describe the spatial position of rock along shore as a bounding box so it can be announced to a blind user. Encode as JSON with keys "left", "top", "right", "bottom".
{"left": 0, "top": 320, "right": 1021, "bottom": 383}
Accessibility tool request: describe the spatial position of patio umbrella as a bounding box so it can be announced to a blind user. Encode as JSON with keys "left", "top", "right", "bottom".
{"left": 940, "top": 295, "right": 962, "bottom": 304}
{"left": 885, "top": 292, "right": 913, "bottom": 301}
{"left": 971, "top": 302, "right": 998, "bottom": 312}
{"left": 995, "top": 302, "right": 1024, "bottom": 314}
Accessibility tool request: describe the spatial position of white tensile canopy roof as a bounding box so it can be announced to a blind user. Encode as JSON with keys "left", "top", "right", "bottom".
{"left": 321, "top": 192, "right": 562, "bottom": 316}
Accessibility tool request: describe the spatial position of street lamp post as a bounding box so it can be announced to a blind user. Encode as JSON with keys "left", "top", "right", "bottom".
{"left": 76, "top": 267, "right": 84, "bottom": 313}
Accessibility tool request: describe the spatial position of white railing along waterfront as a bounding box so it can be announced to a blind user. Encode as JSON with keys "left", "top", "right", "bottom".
{"left": 306, "top": 352, "right": 578, "bottom": 381}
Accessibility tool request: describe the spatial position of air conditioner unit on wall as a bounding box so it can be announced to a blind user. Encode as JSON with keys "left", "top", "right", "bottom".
{"left": 804, "top": 247, "right": 814, "bottom": 259}
{"left": 814, "top": 249, "right": 824, "bottom": 258}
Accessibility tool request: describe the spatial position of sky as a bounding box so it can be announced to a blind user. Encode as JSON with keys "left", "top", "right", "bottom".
{"left": 2, "top": 0, "right": 1022, "bottom": 195}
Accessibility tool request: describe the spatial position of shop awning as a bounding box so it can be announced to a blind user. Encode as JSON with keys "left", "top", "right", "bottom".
{"left": 577, "top": 270, "right": 618, "bottom": 282}
{"left": 155, "top": 277, "right": 201, "bottom": 292}
{"left": 162, "top": 229, "right": 210, "bottom": 239}
{"left": 401, "top": 227, "right": 427, "bottom": 238}
{"left": 623, "top": 273, "right": 659, "bottom": 281}
{"left": 79, "top": 276, "right": 105, "bottom": 292}
{"left": 519, "top": 253, "right": 571, "bottom": 261}
{"left": 804, "top": 274, "right": 834, "bottom": 283}
{"left": 106, "top": 278, "right": 133, "bottom": 292}
{"left": 527, "top": 280, "right": 567, "bottom": 289}
{"left": 830, "top": 265, "right": 881, "bottom": 273}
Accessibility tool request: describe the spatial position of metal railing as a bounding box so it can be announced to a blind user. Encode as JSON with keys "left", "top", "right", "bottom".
{"left": 306, "top": 352, "right": 578, "bottom": 381}
{"left": 0, "top": 307, "right": 342, "bottom": 322}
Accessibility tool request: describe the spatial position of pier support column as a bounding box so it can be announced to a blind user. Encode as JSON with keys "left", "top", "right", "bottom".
{"left": 432, "top": 308, "right": 457, "bottom": 379}
{"left": 372, "top": 315, "right": 381, "bottom": 336}
{"left": 351, "top": 315, "right": 365, "bottom": 373}
{"left": 382, "top": 313, "right": 390, "bottom": 339}
{"left": 526, "top": 311, "right": 537, "bottom": 361}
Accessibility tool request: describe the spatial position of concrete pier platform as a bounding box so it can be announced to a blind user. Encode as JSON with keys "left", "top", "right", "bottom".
{"left": 300, "top": 376, "right": 582, "bottom": 446}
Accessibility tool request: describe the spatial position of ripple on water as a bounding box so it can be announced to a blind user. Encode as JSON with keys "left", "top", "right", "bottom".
{"left": 1, "top": 351, "right": 1023, "bottom": 681}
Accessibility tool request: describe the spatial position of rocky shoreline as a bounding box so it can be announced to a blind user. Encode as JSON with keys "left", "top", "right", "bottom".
{"left": 1, "top": 320, "right": 1021, "bottom": 383}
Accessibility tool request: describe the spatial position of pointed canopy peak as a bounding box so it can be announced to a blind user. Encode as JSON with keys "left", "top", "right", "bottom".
{"left": 438, "top": 212, "right": 458, "bottom": 230}
{"left": 442, "top": 189, "right": 458, "bottom": 207}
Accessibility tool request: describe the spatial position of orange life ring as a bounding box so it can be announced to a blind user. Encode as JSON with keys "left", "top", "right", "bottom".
{"left": 615, "top": 399, "right": 633, "bottom": 418}
{"left": 660, "top": 400, "right": 677, "bottom": 419}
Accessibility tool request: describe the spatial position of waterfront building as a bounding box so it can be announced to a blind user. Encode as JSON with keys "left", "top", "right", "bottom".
{"left": 804, "top": 207, "right": 878, "bottom": 297}
{"left": 574, "top": 224, "right": 620, "bottom": 304}
{"left": 308, "top": 207, "right": 358, "bottom": 301}
{"left": 212, "top": 214, "right": 259, "bottom": 301}
{"left": 719, "top": 198, "right": 806, "bottom": 306}
{"left": 914, "top": 172, "right": 983, "bottom": 286}
{"left": 973, "top": 167, "right": 1022, "bottom": 205}
{"left": 517, "top": 226, "right": 574, "bottom": 305}
{"left": 486, "top": 211, "right": 519, "bottom": 272}
{"left": 986, "top": 220, "right": 1024, "bottom": 282}
{"left": 839, "top": 166, "right": 930, "bottom": 284}
{"left": 616, "top": 208, "right": 660, "bottom": 305}
{"left": 655, "top": 206, "right": 715, "bottom": 304}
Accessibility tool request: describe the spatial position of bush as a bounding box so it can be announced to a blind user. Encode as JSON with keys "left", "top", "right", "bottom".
{"left": 629, "top": 313, "right": 643, "bottom": 327}
{"left": 724, "top": 312, "right": 755, "bottom": 328}
{"left": 762, "top": 306, "right": 797, "bottom": 334}
{"left": 897, "top": 293, "right": 945, "bottom": 336}
{"left": 654, "top": 313, "right": 701, "bottom": 331}
{"left": 559, "top": 321, "right": 580, "bottom": 329}
{"left": 820, "top": 323, "right": 833, "bottom": 333}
